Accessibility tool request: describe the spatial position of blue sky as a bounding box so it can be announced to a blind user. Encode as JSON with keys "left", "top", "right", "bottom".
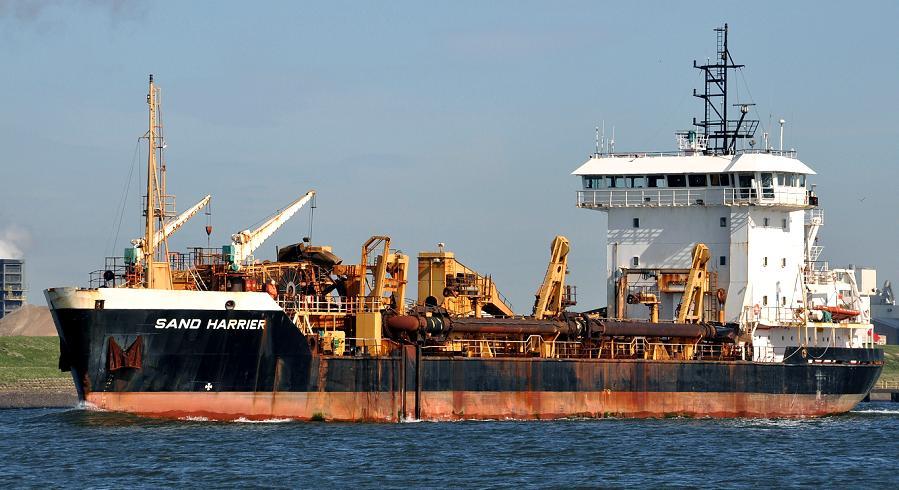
{"left": 2, "top": 1, "right": 898, "bottom": 309}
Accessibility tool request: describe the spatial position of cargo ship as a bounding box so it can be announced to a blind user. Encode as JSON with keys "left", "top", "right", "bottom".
{"left": 46, "top": 25, "right": 882, "bottom": 421}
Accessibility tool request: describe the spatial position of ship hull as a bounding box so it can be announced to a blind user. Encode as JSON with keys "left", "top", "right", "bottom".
{"left": 84, "top": 390, "right": 868, "bottom": 421}
{"left": 47, "top": 288, "right": 883, "bottom": 421}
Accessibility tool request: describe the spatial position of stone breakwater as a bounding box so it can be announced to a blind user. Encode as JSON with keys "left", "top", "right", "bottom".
{"left": 0, "top": 378, "right": 77, "bottom": 408}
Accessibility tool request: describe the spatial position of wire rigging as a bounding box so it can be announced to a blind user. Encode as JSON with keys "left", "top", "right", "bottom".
{"left": 106, "top": 139, "right": 142, "bottom": 257}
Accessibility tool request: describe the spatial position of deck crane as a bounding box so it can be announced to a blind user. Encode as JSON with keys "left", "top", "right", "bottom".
{"left": 676, "top": 243, "right": 711, "bottom": 323}
{"left": 127, "top": 194, "right": 211, "bottom": 267}
{"left": 532, "top": 235, "right": 571, "bottom": 320}
{"left": 224, "top": 190, "right": 315, "bottom": 271}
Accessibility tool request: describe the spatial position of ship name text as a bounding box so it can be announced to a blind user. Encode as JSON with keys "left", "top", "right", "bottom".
{"left": 154, "top": 318, "right": 267, "bottom": 330}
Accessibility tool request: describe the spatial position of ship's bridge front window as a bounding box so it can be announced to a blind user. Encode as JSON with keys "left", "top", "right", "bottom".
{"left": 738, "top": 173, "right": 755, "bottom": 198}
{"left": 584, "top": 176, "right": 605, "bottom": 189}
{"left": 709, "top": 173, "right": 731, "bottom": 186}
{"left": 627, "top": 176, "right": 646, "bottom": 188}
{"left": 667, "top": 174, "right": 687, "bottom": 187}
{"left": 688, "top": 174, "right": 707, "bottom": 187}
{"left": 760, "top": 172, "right": 774, "bottom": 198}
{"left": 647, "top": 175, "right": 666, "bottom": 188}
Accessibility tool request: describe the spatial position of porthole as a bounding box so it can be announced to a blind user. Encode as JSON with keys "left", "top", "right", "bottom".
{"left": 225, "top": 300, "right": 236, "bottom": 310}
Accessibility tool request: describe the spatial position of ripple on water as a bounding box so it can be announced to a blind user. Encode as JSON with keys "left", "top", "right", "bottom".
{"left": 0, "top": 402, "right": 896, "bottom": 487}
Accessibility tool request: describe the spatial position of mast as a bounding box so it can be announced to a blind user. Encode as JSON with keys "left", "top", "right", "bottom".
{"left": 145, "top": 74, "right": 157, "bottom": 287}
{"left": 144, "top": 74, "right": 173, "bottom": 289}
{"left": 692, "top": 24, "right": 758, "bottom": 155}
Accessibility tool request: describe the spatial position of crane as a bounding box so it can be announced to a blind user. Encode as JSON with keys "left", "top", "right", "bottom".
{"left": 127, "top": 194, "right": 211, "bottom": 267}
{"left": 532, "top": 235, "right": 570, "bottom": 320}
{"left": 676, "top": 243, "right": 711, "bottom": 323}
{"left": 224, "top": 190, "right": 315, "bottom": 271}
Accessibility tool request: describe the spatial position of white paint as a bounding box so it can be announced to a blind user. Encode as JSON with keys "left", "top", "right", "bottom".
{"left": 572, "top": 152, "right": 815, "bottom": 176}
{"left": 44, "top": 287, "right": 282, "bottom": 311}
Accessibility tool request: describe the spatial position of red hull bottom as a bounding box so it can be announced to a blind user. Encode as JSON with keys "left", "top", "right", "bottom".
{"left": 84, "top": 391, "right": 865, "bottom": 421}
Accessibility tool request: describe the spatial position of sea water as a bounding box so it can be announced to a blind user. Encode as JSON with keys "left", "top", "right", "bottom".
{"left": 1, "top": 403, "right": 897, "bottom": 487}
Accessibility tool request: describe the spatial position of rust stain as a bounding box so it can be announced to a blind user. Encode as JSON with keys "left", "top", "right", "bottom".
{"left": 86, "top": 390, "right": 867, "bottom": 422}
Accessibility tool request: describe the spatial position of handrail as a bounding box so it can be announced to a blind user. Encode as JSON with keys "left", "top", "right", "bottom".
{"left": 588, "top": 148, "right": 797, "bottom": 159}
{"left": 577, "top": 187, "right": 809, "bottom": 208}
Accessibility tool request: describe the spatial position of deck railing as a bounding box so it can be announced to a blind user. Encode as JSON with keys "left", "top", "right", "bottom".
{"left": 577, "top": 187, "right": 809, "bottom": 209}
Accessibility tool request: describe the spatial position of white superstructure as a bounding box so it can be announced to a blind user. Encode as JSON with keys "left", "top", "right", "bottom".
{"left": 573, "top": 24, "right": 876, "bottom": 362}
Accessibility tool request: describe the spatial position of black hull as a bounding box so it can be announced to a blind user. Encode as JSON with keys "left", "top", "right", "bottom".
{"left": 50, "top": 303, "right": 883, "bottom": 420}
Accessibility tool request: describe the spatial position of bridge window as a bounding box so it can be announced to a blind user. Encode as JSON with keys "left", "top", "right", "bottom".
{"left": 719, "top": 256, "right": 727, "bottom": 266}
{"left": 631, "top": 256, "right": 639, "bottom": 267}
{"left": 632, "top": 218, "right": 640, "bottom": 228}
{"left": 647, "top": 175, "right": 666, "bottom": 188}
{"left": 777, "top": 173, "right": 786, "bottom": 186}
{"left": 688, "top": 174, "right": 707, "bottom": 187}
{"left": 799, "top": 175, "right": 807, "bottom": 187}
{"left": 720, "top": 217, "right": 727, "bottom": 227}
{"left": 709, "top": 173, "right": 731, "bottom": 186}
{"left": 762, "top": 295, "right": 768, "bottom": 306}
{"left": 761, "top": 173, "right": 774, "bottom": 198}
{"left": 628, "top": 176, "right": 647, "bottom": 188}
{"left": 667, "top": 174, "right": 687, "bottom": 187}
{"left": 614, "top": 176, "right": 626, "bottom": 188}
{"left": 584, "top": 176, "right": 605, "bottom": 189}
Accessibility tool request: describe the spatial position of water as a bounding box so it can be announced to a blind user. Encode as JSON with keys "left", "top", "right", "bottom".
{"left": 2, "top": 403, "right": 898, "bottom": 488}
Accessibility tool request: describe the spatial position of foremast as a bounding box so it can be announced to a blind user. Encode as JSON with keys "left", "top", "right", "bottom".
{"left": 144, "top": 74, "right": 173, "bottom": 289}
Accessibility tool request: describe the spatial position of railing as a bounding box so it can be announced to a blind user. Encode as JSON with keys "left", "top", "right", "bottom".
{"left": 342, "top": 337, "right": 391, "bottom": 356}
{"left": 421, "top": 336, "right": 749, "bottom": 362}
{"left": 278, "top": 295, "right": 386, "bottom": 315}
{"left": 805, "top": 261, "right": 832, "bottom": 285}
{"left": 875, "top": 380, "right": 899, "bottom": 391}
{"left": 588, "top": 148, "right": 798, "bottom": 160}
{"left": 744, "top": 305, "right": 807, "bottom": 326}
{"left": 577, "top": 187, "right": 809, "bottom": 209}
{"left": 805, "top": 208, "right": 825, "bottom": 226}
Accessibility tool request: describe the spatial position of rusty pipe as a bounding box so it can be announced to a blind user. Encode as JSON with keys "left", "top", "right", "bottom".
{"left": 598, "top": 320, "right": 717, "bottom": 339}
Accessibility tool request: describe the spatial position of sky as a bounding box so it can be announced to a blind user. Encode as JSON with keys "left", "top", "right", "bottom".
{"left": 1, "top": 0, "right": 898, "bottom": 310}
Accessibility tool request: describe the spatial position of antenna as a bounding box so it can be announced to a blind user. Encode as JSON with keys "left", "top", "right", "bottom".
{"left": 594, "top": 126, "right": 600, "bottom": 155}
{"left": 610, "top": 126, "right": 615, "bottom": 153}
{"left": 601, "top": 121, "right": 606, "bottom": 154}
{"left": 692, "top": 24, "right": 758, "bottom": 155}
{"left": 308, "top": 192, "right": 317, "bottom": 242}
{"left": 779, "top": 119, "right": 785, "bottom": 151}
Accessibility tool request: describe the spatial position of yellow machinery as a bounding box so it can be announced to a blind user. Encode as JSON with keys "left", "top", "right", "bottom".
{"left": 676, "top": 243, "right": 711, "bottom": 323}
{"left": 631, "top": 292, "right": 661, "bottom": 323}
{"left": 417, "top": 245, "right": 514, "bottom": 318}
{"left": 334, "top": 236, "right": 409, "bottom": 352}
{"left": 532, "top": 236, "right": 570, "bottom": 320}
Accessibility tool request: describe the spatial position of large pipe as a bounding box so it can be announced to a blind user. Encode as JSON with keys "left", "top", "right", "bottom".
{"left": 451, "top": 318, "right": 565, "bottom": 336}
{"left": 598, "top": 320, "right": 716, "bottom": 339}
{"left": 385, "top": 314, "right": 576, "bottom": 336}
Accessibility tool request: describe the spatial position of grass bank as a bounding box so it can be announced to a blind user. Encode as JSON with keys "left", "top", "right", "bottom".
{"left": 0, "top": 336, "right": 68, "bottom": 384}
{"left": 879, "top": 345, "right": 899, "bottom": 384}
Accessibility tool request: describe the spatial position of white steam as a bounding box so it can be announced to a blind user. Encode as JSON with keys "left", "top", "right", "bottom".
{"left": 0, "top": 225, "right": 30, "bottom": 259}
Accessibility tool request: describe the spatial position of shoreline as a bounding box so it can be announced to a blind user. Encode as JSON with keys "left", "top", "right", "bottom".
{"left": 0, "top": 378, "right": 78, "bottom": 408}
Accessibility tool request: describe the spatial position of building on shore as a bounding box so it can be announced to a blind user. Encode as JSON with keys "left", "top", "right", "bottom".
{"left": 0, "top": 259, "right": 26, "bottom": 319}
{"left": 872, "top": 280, "right": 898, "bottom": 345}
